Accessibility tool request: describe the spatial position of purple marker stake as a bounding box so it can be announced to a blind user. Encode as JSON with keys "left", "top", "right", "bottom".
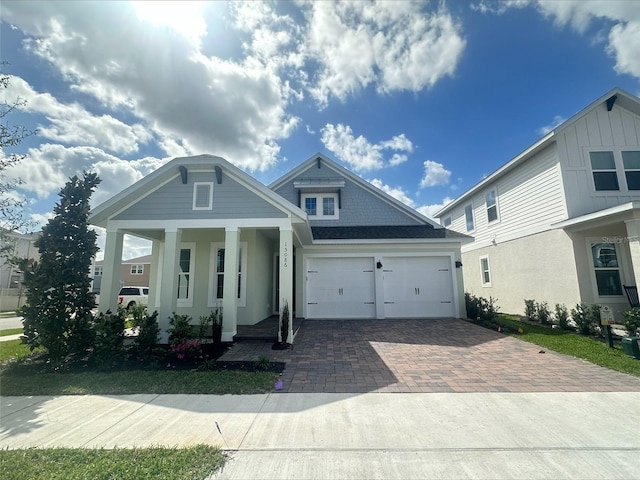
{"left": 275, "top": 379, "right": 283, "bottom": 391}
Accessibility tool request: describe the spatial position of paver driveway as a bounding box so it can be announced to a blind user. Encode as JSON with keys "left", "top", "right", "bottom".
{"left": 219, "top": 318, "right": 640, "bottom": 393}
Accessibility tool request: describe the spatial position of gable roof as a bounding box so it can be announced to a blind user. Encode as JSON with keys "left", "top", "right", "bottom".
{"left": 90, "top": 154, "right": 309, "bottom": 227}
{"left": 269, "top": 152, "right": 443, "bottom": 228}
{"left": 435, "top": 87, "right": 640, "bottom": 218}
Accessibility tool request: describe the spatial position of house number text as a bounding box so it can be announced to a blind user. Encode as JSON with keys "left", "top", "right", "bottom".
{"left": 283, "top": 242, "right": 288, "bottom": 268}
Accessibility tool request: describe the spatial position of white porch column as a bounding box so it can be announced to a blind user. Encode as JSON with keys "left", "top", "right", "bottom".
{"left": 159, "top": 228, "right": 182, "bottom": 342}
{"left": 99, "top": 226, "right": 124, "bottom": 313}
{"left": 279, "top": 227, "right": 294, "bottom": 343}
{"left": 625, "top": 219, "right": 640, "bottom": 288}
{"left": 222, "top": 227, "right": 240, "bottom": 342}
{"left": 149, "top": 240, "right": 161, "bottom": 310}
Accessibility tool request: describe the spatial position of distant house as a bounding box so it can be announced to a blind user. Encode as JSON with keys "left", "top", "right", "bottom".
{"left": 92, "top": 254, "right": 152, "bottom": 294}
{"left": 90, "top": 153, "right": 471, "bottom": 342}
{"left": 435, "top": 87, "right": 640, "bottom": 320}
{"left": 0, "top": 230, "right": 40, "bottom": 312}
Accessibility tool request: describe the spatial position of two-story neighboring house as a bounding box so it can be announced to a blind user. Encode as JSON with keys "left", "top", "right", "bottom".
{"left": 0, "top": 230, "right": 40, "bottom": 312}
{"left": 92, "top": 254, "right": 152, "bottom": 295}
{"left": 435, "top": 88, "right": 640, "bottom": 319}
{"left": 90, "top": 153, "right": 471, "bottom": 342}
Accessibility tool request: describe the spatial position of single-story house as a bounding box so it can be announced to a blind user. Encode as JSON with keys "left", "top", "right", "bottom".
{"left": 90, "top": 153, "right": 471, "bottom": 341}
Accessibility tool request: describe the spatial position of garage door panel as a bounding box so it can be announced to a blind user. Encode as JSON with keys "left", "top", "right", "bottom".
{"left": 306, "top": 257, "right": 375, "bottom": 319}
{"left": 382, "top": 256, "right": 454, "bottom": 318}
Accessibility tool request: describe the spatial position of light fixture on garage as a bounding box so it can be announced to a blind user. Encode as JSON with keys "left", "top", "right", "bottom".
{"left": 455, "top": 260, "right": 463, "bottom": 268}
{"left": 376, "top": 260, "right": 383, "bottom": 269}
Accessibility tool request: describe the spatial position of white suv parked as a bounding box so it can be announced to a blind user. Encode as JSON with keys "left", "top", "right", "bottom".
{"left": 118, "top": 286, "right": 149, "bottom": 309}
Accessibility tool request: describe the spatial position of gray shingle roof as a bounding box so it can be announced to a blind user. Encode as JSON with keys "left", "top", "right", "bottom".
{"left": 311, "top": 225, "right": 471, "bottom": 240}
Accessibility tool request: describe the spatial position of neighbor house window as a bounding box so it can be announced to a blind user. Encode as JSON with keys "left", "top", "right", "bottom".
{"left": 480, "top": 256, "right": 491, "bottom": 286}
{"left": 209, "top": 242, "right": 247, "bottom": 307}
{"left": 443, "top": 216, "right": 452, "bottom": 227}
{"left": 94, "top": 266, "right": 103, "bottom": 276}
{"left": 192, "top": 182, "right": 213, "bottom": 210}
{"left": 177, "top": 244, "right": 196, "bottom": 307}
{"left": 302, "top": 193, "right": 339, "bottom": 219}
{"left": 590, "top": 151, "right": 619, "bottom": 191}
{"left": 464, "top": 204, "right": 474, "bottom": 232}
{"left": 485, "top": 189, "right": 498, "bottom": 223}
{"left": 622, "top": 151, "right": 640, "bottom": 190}
{"left": 130, "top": 264, "right": 144, "bottom": 275}
{"left": 591, "top": 242, "right": 622, "bottom": 296}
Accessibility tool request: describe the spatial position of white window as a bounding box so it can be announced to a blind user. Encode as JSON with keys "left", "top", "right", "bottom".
{"left": 192, "top": 182, "right": 213, "bottom": 210}
{"left": 177, "top": 243, "right": 196, "bottom": 307}
{"left": 302, "top": 193, "right": 339, "bottom": 219}
{"left": 485, "top": 189, "right": 499, "bottom": 223}
{"left": 94, "top": 266, "right": 103, "bottom": 276}
{"left": 209, "top": 242, "right": 247, "bottom": 307}
{"left": 464, "top": 204, "right": 474, "bottom": 232}
{"left": 590, "top": 151, "right": 619, "bottom": 191}
{"left": 622, "top": 151, "right": 640, "bottom": 190}
{"left": 443, "top": 216, "right": 452, "bottom": 227}
{"left": 480, "top": 256, "right": 491, "bottom": 286}
{"left": 591, "top": 242, "right": 622, "bottom": 296}
{"left": 130, "top": 264, "right": 144, "bottom": 275}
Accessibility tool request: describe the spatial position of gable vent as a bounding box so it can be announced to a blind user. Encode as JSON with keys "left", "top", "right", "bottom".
{"left": 193, "top": 182, "right": 213, "bottom": 210}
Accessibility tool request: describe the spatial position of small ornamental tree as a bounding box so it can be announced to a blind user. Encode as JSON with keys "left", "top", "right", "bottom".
{"left": 22, "top": 172, "right": 101, "bottom": 367}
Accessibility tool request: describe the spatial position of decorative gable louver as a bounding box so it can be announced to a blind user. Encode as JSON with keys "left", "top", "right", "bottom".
{"left": 193, "top": 182, "right": 213, "bottom": 210}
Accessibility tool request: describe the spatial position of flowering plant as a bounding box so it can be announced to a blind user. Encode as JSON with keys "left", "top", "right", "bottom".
{"left": 170, "top": 339, "right": 203, "bottom": 360}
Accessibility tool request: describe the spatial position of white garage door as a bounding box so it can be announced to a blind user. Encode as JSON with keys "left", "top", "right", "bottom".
{"left": 306, "top": 257, "right": 376, "bottom": 319}
{"left": 382, "top": 256, "right": 454, "bottom": 318}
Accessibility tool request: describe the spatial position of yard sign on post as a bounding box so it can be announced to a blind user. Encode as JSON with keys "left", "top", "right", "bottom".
{"left": 600, "top": 305, "right": 614, "bottom": 348}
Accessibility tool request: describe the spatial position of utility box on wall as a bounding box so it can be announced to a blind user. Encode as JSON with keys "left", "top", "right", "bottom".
{"left": 622, "top": 337, "right": 640, "bottom": 359}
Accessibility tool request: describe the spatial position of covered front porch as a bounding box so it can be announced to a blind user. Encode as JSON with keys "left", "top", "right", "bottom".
{"left": 97, "top": 221, "right": 303, "bottom": 343}
{"left": 554, "top": 202, "right": 640, "bottom": 318}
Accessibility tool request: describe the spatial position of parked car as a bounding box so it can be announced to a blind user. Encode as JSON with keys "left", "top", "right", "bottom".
{"left": 118, "top": 286, "right": 149, "bottom": 309}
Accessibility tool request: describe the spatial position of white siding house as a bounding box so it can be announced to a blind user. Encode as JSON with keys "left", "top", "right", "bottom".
{"left": 436, "top": 88, "right": 640, "bottom": 319}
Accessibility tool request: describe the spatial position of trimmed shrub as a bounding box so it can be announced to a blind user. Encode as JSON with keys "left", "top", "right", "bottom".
{"left": 131, "top": 307, "right": 160, "bottom": 363}
{"left": 524, "top": 299, "right": 536, "bottom": 321}
{"left": 554, "top": 303, "right": 570, "bottom": 330}
{"left": 168, "top": 313, "right": 193, "bottom": 344}
{"left": 536, "top": 301, "right": 552, "bottom": 325}
{"left": 621, "top": 308, "right": 640, "bottom": 337}
{"left": 465, "top": 293, "right": 499, "bottom": 323}
{"left": 91, "top": 310, "right": 126, "bottom": 369}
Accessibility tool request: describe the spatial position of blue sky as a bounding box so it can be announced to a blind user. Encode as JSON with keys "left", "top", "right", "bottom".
{"left": 1, "top": 1, "right": 640, "bottom": 258}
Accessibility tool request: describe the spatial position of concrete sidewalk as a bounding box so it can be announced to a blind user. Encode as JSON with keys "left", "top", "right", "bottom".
{"left": 2, "top": 392, "right": 639, "bottom": 479}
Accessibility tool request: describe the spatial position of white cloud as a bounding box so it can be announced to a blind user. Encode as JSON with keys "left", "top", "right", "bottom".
{"left": 304, "top": 1, "right": 466, "bottom": 106}
{"left": 537, "top": 115, "right": 567, "bottom": 136}
{"left": 420, "top": 160, "right": 451, "bottom": 188}
{"left": 482, "top": 0, "right": 640, "bottom": 81}
{"left": 7, "top": 76, "right": 150, "bottom": 155}
{"left": 2, "top": 1, "right": 299, "bottom": 171}
{"left": 416, "top": 197, "right": 454, "bottom": 220}
{"left": 11, "top": 144, "right": 166, "bottom": 206}
{"left": 368, "top": 178, "right": 415, "bottom": 208}
{"left": 321, "top": 124, "right": 413, "bottom": 171}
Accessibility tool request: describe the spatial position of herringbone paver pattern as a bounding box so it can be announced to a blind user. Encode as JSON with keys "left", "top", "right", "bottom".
{"left": 219, "top": 318, "right": 640, "bottom": 393}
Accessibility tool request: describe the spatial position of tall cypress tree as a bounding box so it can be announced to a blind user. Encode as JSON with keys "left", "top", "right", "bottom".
{"left": 22, "top": 172, "right": 101, "bottom": 367}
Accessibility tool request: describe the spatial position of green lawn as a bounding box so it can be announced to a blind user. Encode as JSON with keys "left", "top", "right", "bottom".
{"left": 0, "top": 328, "right": 23, "bottom": 336}
{"left": 0, "top": 339, "right": 38, "bottom": 363}
{"left": 0, "top": 360, "right": 280, "bottom": 395}
{"left": 495, "top": 314, "right": 640, "bottom": 376}
{"left": 0, "top": 445, "right": 224, "bottom": 480}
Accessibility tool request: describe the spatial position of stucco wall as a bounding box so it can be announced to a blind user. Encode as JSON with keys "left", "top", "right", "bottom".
{"left": 462, "top": 229, "right": 580, "bottom": 316}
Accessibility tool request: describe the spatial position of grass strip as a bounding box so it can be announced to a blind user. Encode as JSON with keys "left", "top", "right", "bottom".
{"left": 0, "top": 328, "right": 23, "bottom": 337}
{"left": 0, "top": 339, "right": 38, "bottom": 363}
{"left": 0, "top": 445, "right": 224, "bottom": 480}
{"left": 0, "top": 361, "right": 280, "bottom": 395}
{"left": 495, "top": 314, "right": 640, "bottom": 377}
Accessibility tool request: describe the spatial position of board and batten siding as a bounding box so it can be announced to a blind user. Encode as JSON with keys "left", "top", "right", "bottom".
{"left": 115, "top": 171, "right": 287, "bottom": 221}
{"left": 558, "top": 102, "right": 640, "bottom": 218}
{"left": 449, "top": 144, "right": 567, "bottom": 252}
{"left": 274, "top": 163, "right": 421, "bottom": 227}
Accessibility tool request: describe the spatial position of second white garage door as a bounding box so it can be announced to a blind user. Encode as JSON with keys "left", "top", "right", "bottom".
{"left": 381, "top": 256, "right": 454, "bottom": 318}
{"left": 305, "top": 255, "right": 455, "bottom": 319}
